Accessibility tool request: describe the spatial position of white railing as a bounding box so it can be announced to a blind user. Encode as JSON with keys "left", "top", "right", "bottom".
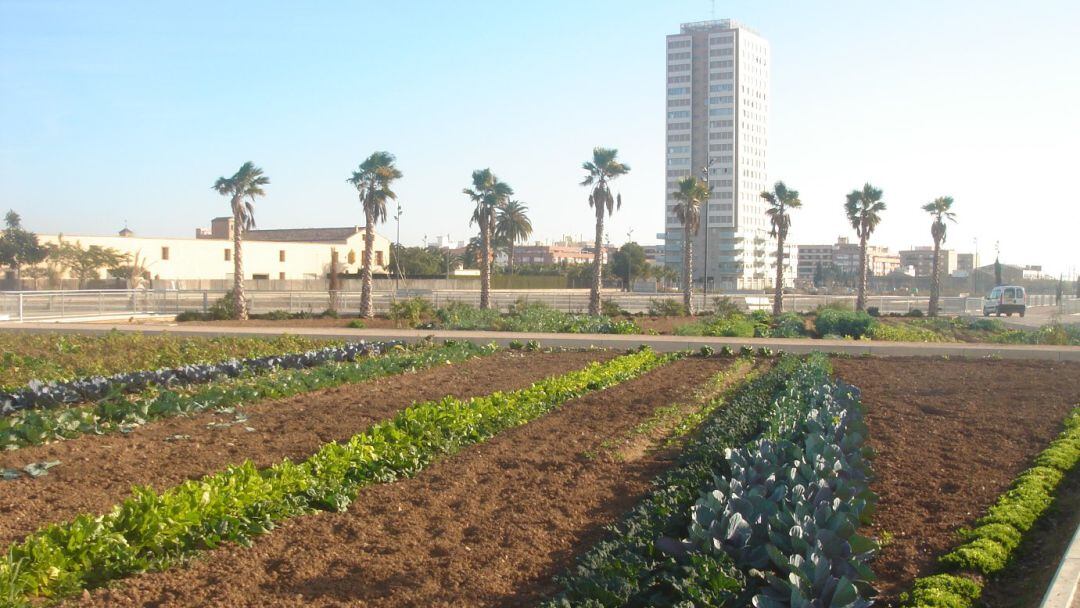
{"left": 1, "top": 289, "right": 1076, "bottom": 322}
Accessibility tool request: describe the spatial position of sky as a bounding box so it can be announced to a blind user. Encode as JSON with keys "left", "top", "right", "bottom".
{"left": 1, "top": 0, "right": 1078, "bottom": 277}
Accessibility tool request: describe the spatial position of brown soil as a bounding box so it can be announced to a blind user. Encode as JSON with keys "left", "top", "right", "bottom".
{"left": 0, "top": 350, "right": 612, "bottom": 547}
{"left": 72, "top": 357, "right": 731, "bottom": 608}
{"left": 977, "top": 465, "right": 1080, "bottom": 608}
{"left": 832, "top": 357, "right": 1080, "bottom": 606}
{"left": 177, "top": 317, "right": 403, "bottom": 329}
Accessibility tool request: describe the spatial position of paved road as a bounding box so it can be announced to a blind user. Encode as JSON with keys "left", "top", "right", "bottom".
{"left": 2, "top": 321, "right": 1078, "bottom": 362}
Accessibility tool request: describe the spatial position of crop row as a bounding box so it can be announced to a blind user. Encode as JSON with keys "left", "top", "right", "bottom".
{"left": 1, "top": 340, "right": 401, "bottom": 416}
{"left": 0, "top": 340, "right": 493, "bottom": 451}
{"left": 901, "top": 407, "right": 1080, "bottom": 607}
{"left": 546, "top": 353, "right": 877, "bottom": 607}
{"left": 0, "top": 333, "right": 337, "bottom": 392}
{"left": 0, "top": 348, "right": 672, "bottom": 606}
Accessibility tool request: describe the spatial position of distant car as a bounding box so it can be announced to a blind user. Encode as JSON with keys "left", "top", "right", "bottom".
{"left": 983, "top": 285, "right": 1026, "bottom": 317}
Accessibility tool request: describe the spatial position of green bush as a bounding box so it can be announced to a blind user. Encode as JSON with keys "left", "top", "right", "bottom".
{"left": 388, "top": 297, "right": 435, "bottom": 327}
{"left": 906, "top": 308, "right": 925, "bottom": 317}
{"left": 712, "top": 296, "right": 742, "bottom": 316}
{"left": 939, "top": 537, "right": 1009, "bottom": 574}
{"left": 346, "top": 319, "right": 365, "bottom": 329}
{"left": 869, "top": 322, "right": 944, "bottom": 343}
{"left": 814, "top": 309, "right": 876, "bottom": 339}
{"left": 770, "top": 312, "right": 807, "bottom": 338}
{"left": 601, "top": 299, "right": 625, "bottom": 317}
{"left": 674, "top": 312, "right": 756, "bottom": 338}
{"left": 648, "top": 298, "right": 688, "bottom": 317}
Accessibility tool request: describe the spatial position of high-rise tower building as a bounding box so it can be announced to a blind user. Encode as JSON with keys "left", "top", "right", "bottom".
{"left": 663, "top": 19, "right": 789, "bottom": 291}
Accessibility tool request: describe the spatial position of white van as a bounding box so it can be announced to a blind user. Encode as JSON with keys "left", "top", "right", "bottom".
{"left": 983, "top": 285, "right": 1026, "bottom": 317}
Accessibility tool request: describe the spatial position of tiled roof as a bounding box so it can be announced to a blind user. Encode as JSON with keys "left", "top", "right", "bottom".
{"left": 243, "top": 227, "right": 364, "bottom": 243}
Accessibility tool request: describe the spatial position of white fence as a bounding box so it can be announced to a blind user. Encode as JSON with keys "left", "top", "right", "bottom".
{"left": 0, "top": 289, "right": 1076, "bottom": 322}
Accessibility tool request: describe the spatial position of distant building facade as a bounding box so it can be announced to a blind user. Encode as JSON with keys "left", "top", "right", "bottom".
{"left": 797, "top": 237, "right": 899, "bottom": 280}
{"left": 36, "top": 217, "right": 389, "bottom": 282}
{"left": 900, "top": 246, "right": 958, "bottom": 277}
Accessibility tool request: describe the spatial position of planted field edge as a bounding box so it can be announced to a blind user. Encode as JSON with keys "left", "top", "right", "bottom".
{"left": 0, "top": 334, "right": 341, "bottom": 394}
{"left": 0, "top": 340, "right": 496, "bottom": 451}
{"left": 544, "top": 352, "right": 876, "bottom": 607}
{"left": 1, "top": 340, "right": 403, "bottom": 416}
{"left": 0, "top": 347, "right": 676, "bottom": 606}
{"left": 899, "top": 406, "right": 1080, "bottom": 608}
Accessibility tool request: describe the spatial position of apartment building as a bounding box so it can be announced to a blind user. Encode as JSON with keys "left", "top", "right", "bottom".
{"left": 900, "top": 246, "right": 958, "bottom": 277}
{"left": 797, "top": 237, "right": 900, "bottom": 280}
{"left": 663, "top": 19, "right": 790, "bottom": 290}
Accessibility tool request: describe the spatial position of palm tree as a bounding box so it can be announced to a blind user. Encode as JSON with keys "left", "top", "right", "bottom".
{"left": 581, "top": 147, "right": 630, "bottom": 315}
{"left": 922, "top": 196, "right": 956, "bottom": 316}
{"left": 347, "top": 151, "right": 403, "bottom": 318}
{"left": 463, "top": 169, "right": 513, "bottom": 309}
{"left": 761, "top": 181, "right": 802, "bottom": 315}
{"left": 495, "top": 200, "right": 532, "bottom": 275}
{"left": 672, "top": 176, "right": 709, "bottom": 314}
{"left": 844, "top": 183, "right": 886, "bottom": 311}
{"left": 213, "top": 161, "right": 269, "bottom": 320}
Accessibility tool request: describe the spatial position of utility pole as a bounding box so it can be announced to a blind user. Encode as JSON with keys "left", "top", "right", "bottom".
{"left": 393, "top": 202, "right": 403, "bottom": 291}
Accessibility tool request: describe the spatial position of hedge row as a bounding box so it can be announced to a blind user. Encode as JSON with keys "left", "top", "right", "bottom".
{"left": 1, "top": 340, "right": 399, "bottom": 416}
{"left": 0, "top": 348, "right": 672, "bottom": 606}
{"left": 0, "top": 341, "right": 493, "bottom": 451}
{"left": 544, "top": 355, "right": 834, "bottom": 607}
{"left": 901, "top": 407, "right": 1080, "bottom": 607}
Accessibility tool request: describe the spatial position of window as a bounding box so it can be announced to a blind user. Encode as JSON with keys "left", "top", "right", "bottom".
{"left": 669, "top": 63, "right": 690, "bottom": 72}
{"left": 668, "top": 121, "right": 691, "bottom": 130}
{"left": 709, "top": 131, "right": 733, "bottom": 140}
{"left": 668, "top": 39, "right": 691, "bottom": 49}
{"left": 667, "top": 157, "right": 690, "bottom": 166}
{"left": 709, "top": 108, "right": 734, "bottom": 116}
{"left": 161, "top": 246, "right": 170, "bottom": 260}
{"left": 667, "top": 110, "right": 690, "bottom": 119}
{"left": 376, "top": 251, "right": 384, "bottom": 266}
{"left": 667, "top": 87, "right": 690, "bottom": 96}
{"left": 710, "top": 60, "right": 734, "bottom": 69}
{"left": 710, "top": 119, "right": 734, "bottom": 128}
{"left": 710, "top": 35, "right": 733, "bottom": 44}
{"left": 710, "top": 72, "right": 733, "bottom": 80}
{"left": 709, "top": 144, "right": 733, "bottom": 152}
{"left": 252, "top": 273, "right": 269, "bottom": 280}
{"left": 667, "top": 145, "right": 690, "bottom": 154}
{"left": 279, "top": 272, "right": 286, "bottom": 280}
{"left": 667, "top": 52, "right": 691, "bottom": 61}
{"left": 347, "top": 250, "right": 356, "bottom": 264}
{"left": 279, "top": 250, "right": 286, "bottom": 262}
{"left": 709, "top": 96, "right": 734, "bottom": 105}
{"left": 709, "top": 47, "right": 733, "bottom": 57}
{"left": 667, "top": 75, "right": 691, "bottom": 84}
{"left": 668, "top": 133, "right": 690, "bottom": 142}
{"left": 224, "top": 249, "right": 231, "bottom": 261}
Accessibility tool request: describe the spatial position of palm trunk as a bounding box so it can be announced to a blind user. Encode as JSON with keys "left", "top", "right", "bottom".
{"left": 929, "top": 238, "right": 941, "bottom": 317}
{"left": 773, "top": 231, "right": 785, "bottom": 316}
{"left": 508, "top": 240, "right": 515, "bottom": 276}
{"left": 589, "top": 210, "right": 604, "bottom": 315}
{"left": 683, "top": 225, "right": 695, "bottom": 315}
{"left": 480, "top": 219, "right": 491, "bottom": 309}
{"left": 360, "top": 213, "right": 375, "bottom": 318}
{"left": 232, "top": 207, "right": 247, "bottom": 320}
{"left": 856, "top": 232, "right": 868, "bottom": 312}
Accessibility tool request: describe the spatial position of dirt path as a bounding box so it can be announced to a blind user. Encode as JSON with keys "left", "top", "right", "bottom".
{"left": 833, "top": 357, "right": 1080, "bottom": 605}
{"left": 0, "top": 350, "right": 612, "bottom": 547}
{"left": 72, "top": 357, "right": 731, "bottom": 607}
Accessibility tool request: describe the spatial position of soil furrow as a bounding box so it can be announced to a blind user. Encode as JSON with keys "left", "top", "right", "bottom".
{"left": 73, "top": 356, "right": 732, "bottom": 608}
{"left": 0, "top": 350, "right": 612, "bottom": 547}
{"left": 833, "top": 357, "right": 1080, "bottom": 605}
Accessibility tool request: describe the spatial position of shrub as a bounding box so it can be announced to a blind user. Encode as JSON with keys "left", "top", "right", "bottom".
{"left": 814, "top": 309, "right": 876, "bottom": 339}
{"left": 869, "top": 322, "right": 944, "bottom": 343}
{"left": 906, "top": 308, "right": 925, "bottom": 317}
{"left": 207, "top": 291, "right": 238, "bottom": 320}
{"left": 174, "top": 311, "right": 205, "bottom": 322}
{"left": 867, "top": 306, "right": 880, "bottom": 317}
{"left": 648, "top": 298, "right": 688, "bottom": 317}
{"left": 601, "top": 299, "right": 625, "bottom": 317}
{"left": 815, "top": 300, "right": 853, "bottom": 313}
{"left": 388, "top": 297, "right": 435, "bottom": 327}
{"left": 713, "top": 296, "right": 742, "bottom": 316}
{"left": 435, "top": 301, "right": 502, "bottom": 330}
{"left": 346, "top": 319, "right": 365, "bottom": 329}
{"left": 260, "top": 309, "right": 293, "bottom": 321}
{"left": 675, "top": 313, "right": 756, "bottom": 338}
{"left": 770, "top": 312, "right": 807, "bottom": 338}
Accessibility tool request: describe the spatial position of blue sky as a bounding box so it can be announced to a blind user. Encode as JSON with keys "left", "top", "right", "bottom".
{"left": 1, "top": 0, "right": 1078, "bottom": 276}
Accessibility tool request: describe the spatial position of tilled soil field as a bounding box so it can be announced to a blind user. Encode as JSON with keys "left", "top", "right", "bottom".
{"left": 832, "top": 357, "right": 1080, "bottom": 605}
{"left": 0, "top": 350, "right": 613, "bottom": 546}
{"left": 71, "top": 357, "right": 734, "bottom": 608}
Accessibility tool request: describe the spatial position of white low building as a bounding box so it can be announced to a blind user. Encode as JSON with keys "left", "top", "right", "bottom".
{"left": 36, "top": 217, "right": 391, "bottom": 283}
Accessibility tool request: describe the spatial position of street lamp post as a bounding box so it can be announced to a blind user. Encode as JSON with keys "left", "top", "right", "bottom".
{"left": 700, "top": 159, "right": 717, "bottom": 308}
